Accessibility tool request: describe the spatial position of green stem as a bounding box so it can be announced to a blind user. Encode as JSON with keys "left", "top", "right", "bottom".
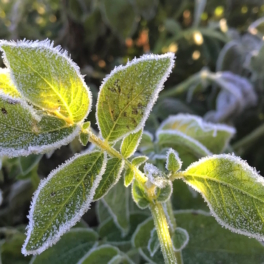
{"left": 150, "top": 203, "right": 177, "bottom": 264}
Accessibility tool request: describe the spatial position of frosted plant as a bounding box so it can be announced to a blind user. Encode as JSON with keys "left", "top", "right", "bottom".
{"left": 1, "top": 39, "right": 264, "bottom": 264}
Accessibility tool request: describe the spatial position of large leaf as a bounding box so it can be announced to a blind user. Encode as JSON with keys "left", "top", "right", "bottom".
{"left": 0, "top": 40, "right": 91, "bottom": 124}
{"left": 133, "top": 210, "right": 264, "bottom": 264}
{"left": 183, "top": 154, "right": 264, "bottom": 240}
{"left": 0, "top": 68, "right": 21, "bottom": 98}
{"left": 159, "top": 114, "right": 235, "bottom": 153}
{"left": 96, "top": 53, "right": 175, "bottom": 142}
{"left": 0, "top": 94, "right": 79, "bottom": 157}
{"left": 22, "top": 151, "right": 107, "bottom": 255}
{"left": 30, "top": 228, "right": 98, "bottom": 264}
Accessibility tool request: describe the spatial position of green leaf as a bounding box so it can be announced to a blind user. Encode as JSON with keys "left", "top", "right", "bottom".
{"left": 155, "top": 182, "right": 172, "bottom": 203}
{"left": 132, "top": 180, "right": 150, "bottom": 209}
{"left": 147, "top": 229, "right": 159, "bottom": 257}
{"left": 79, "top": 122, "right": 90, "bottom": 146}
{"left": 172, "top": 227, "right": 189, "bottom": 252}
{"left": 22, "top": 151, "right": 107, "bottom": 255}
{"left": 102, "top": 179, "right": 130, "bottom": 236}
{"left": 19, "top": 154, "right": 42, "bottom": 175}
{"left": 124, "top": 167, "right": 134, "bottom": 187}
{"left": 132, "top": 155, "right": 148, "bottom": 167}
{"left": 121, "top": 129, "right": 143, "bottom": 158}
{"left": 0, "top": 68, "right": 21, "bottom": 98}
{"left": 166, "top": 148, "right": 182, "bottom": 172}
{"left": 0, "top": 40, "right": 91, "bottom": 124}
{"left": 183, "top": 154, "right": 264, "bottom": 240}
{"left": 138, "top": 131, "right": 154, "bottom": 154}
{"left": 133, "top": 210, "right": 264, "bottom": 264}
{"left": 0, "top": 94, "right": 80, "bottom": 157}
{"left": 159, "top": 114, "right": 235, "bottom": 153}
{"left": 94, "top": 158, "right": 125, "bottom": 200}
{"left": 30, "top": 228, "right": 98, "bottom": 264}
{"left": 96, "top": 53, "right": 175, "bottom": 142}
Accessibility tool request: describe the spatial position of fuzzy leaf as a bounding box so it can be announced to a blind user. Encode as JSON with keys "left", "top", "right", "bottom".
{"left": 183, "top": 154, "right": 264, "bottom": 240}
{"left": 22, "top": 151, "right": 107, "bottom": 255}
{"left": 155, "top": 181, "right": 172, "bottom": 203}
{"left": 102, "top": 180, "right": 130, "bottom": 236}
{"left": 94, "top": 158, "right": 124, "bottom": 200}
{"left": 0, "top": 94, "right": 80, "bottom": 157}
{"left": 166, "top": 148, "right": 182, "bottom": 172}
{"left": 0, "top": 40, "right": 91, "bottom": 124}
{"left": 132, "top": 180, "right": 150, "bottom": 209}
{"left": 121, "top": 129, "right": 143, "bottom": 158}
{"left": 30, "top": 229, "right": 98, "bottom": 264}
{"left": 124, "top": 167, "right": 134, "bottom": 187}
{"left": 159, "top": 114, "right": 235, "bottom": 153}
{"left": 132, "top": 156, "right": 148, "bottom": 167}
{"left": 172, "top": 227, "right": 189, "bottom": 252}
{"left": 147, "top": 229, "right": 159, "bottom": 257}
{"left": 0, "top": 68, "right": 21, "bottom": 98}
{"left": 96, "top": 53, "right": 175, "bottom": 142}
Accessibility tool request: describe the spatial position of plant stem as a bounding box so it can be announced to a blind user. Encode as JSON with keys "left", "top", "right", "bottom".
{"left": 150, "top": 203, "right": 177, "bottom": 264}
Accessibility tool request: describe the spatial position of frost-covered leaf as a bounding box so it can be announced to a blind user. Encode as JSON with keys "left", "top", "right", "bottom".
{"left": 0, "top": 40, "right": 91, "bottom": 124}
{"left": 172, "top": 227, "right": 189, "bottom": 252}
{"left": 166, "top": 148, "right": 182, "bottom": 172}
{"left": 124, "top": 167, "right": 134, "bottom": 187}
{"left": 155, "top": 182, "right": 172, "bottom": 203}
{"left": 19, "top": 154, "right": 42, "bottom": 176}
{"left": 121, "top": 129, "right": 143, "bottom": 158}
{"left": 30, "top": 229, "right": 98, "bottom": 264}
{"left": 79, "top": 121, "right": 91, "bottom": 146}
{"left": 0, "top": 94, "right": 80, "bottom": 157}
{"left": 96, "top": 53, "right": 175, "bottom": 142}
{"left": 0, "top": 68, "right": 21, "bottom": 98}
{"left": 22, "top": 151, "right": 107, "bottom": 255}
{"left": 159, "top": 114, "right": 236, "bottom": 153}
{"left": 94, "top": 158, "right": 124, "bottom": 200}
{"left": 183, "top": 154, "right": 264, "bottom": 240}
{"left": 134, "top": 210, "right": 264, "bottom": 264}
{"left": 144, "top": 163, "right": 167, "bottom": 188}
{"left": 100, "top": 0, "right": 137, "bottom": 39}
{"left": 102, "top": 179, "right": 130, "bottom": 236}
{"left": 96, "top": 199, "right": 111, "bottom": 224}
{"left": 132, "top": 180, "right": 150, "bottom": 209}
{"left": 147, "top": 228, "right": 159, "bottom": 257}
{"left": 132, "top": 156, "right": 148, "bottom": 167}
{"left": 138, "top": 131, "right": 154, "bottom": 154}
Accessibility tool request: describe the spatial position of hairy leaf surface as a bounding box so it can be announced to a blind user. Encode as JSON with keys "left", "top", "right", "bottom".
{"left": 22, "top": 151, "right": 107, "bottom": 255}
{"left": 183, "top": 154, "right": 264, "bottom": 240}
{"left": 0, "top": 68, "right": 21, "bottom": 98}
{"left": 0, "top": 40, "right": 91, "bottom": 124}
{"left": 121, "top": 129, "right": 142, "bottom": 158}
{"left": 97, "top": 53, "right": 174, "bottom": 142}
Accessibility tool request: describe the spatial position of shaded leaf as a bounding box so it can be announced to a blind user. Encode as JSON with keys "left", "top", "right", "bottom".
{"left": 132, "top": 180, "right": 150, "bottom": 209}
{"left": 147, "top": 228, "right": 159, "bottom": 257}
{"left": 166, "top": 148, "right": 182, "bottom": 172}
{"left": 19, "top": 154, "right": 42, "bottom": 176}
{"left": 138, "top": 131, "right": 154, "bottom": 154}
{"left": 172, "top": 227, "right": 189, "bottom": 252}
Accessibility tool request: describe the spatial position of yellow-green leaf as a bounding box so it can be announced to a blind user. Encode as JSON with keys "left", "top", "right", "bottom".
{"left": 121, "top": 129, "right": 143, "bottom": 158}
{"left": 0, "top": 68, "right": 21, "bottom": 98}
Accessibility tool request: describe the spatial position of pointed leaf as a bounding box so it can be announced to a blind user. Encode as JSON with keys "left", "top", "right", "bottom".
{"left": 19, "top": 154, "right": 42, "bottom": 176}
{"left": 0, "top": 68, "right": 21, "bottom": 98}
{"left": 0, "top": 40, "right": 91, "bottom": 124}
{"left": 166, "top": 148, "right": 182, "bottom": 172}
{"left": 124, "top": 167, "right": 134, "bottom": 187}
{"left": 183, "top": 154, "right": 264, "bottom": 240}
{"left": 30, "top": 229, "right": 98, "bottom": 264}
{"left": 172, "top": 227, "right": 189, "bottom": 252}
{"left": 94, "top": 158, "right": 125, "bottom": 200}
{"left": 155, "top": 181, "right": 172, "bottom": 203}
{"left": 132, "top": 156, "right": 148, "bottom": 167}
{"left": 121, "top": 129, "right": 143, "bottom": 158}
{"left": 96, "top": 53, "right": 175, "bottom": 142}
{"left": 22, "top": 151, "right": 107, "bottom": 255}
{"left": 159, "top": 114, "right": 235, "bottom": 153}
{"left": 147, "top": 228, "right": 159, "bottom": 257}
{"left": 138, "top": 131, "right": 154, "bottom": 154}
{"left": 132, "top": 180, "right": 150, "bottom": 209}
{"left": 0, "top": 94, "right": 80, "bottom": 157}
{"left": 79, "top": 121, "right": 91, "bottom": 146}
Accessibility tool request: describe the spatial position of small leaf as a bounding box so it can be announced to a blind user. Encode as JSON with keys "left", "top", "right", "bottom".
{"left": 79, "top": 121, "right": 91, "bottom": 146}
{"left": 132, "top": 180, "right": 150, "bottom": 209}
{"left": 30, "top": 229, "right": 98, "bottom": 264}
{"left": 96, "top": 53, "right": 175, "bottom": 142}
{"left": 147, "top": 228, "right": 159, "bottom": 257}
{"left": 124, "top": 167, "right": 134, "bottom": 187}
{"left": 19, "top": 154, "right": 42, "bottom": 176}
{"left": 22, "top": 151, "right": 107, "bottom": 255}
{"left": 159, "top": 114, "right": 235, "bottom": 153}
{"left": 144, "top": 163, "right": 167, "bottom": 188}
{"left": 172, "top": 227, "right": 189, "bottom": 252}
{"left": 121, "top": 129, "right": 143, "bottom": 158}
{"left": 155, "top": 181, "right": 172, "bottom": 203}
{"left": 0, "top": 40, "right": 91, "bottom": 124}
{"left": 94, "top": 158, "right": 125, "bottom": 200}
{"left": 0, "top": 68, "right": 21, "bottom": 98}
{"left": 166, "top": 148, "right": 182, "bottom": 172}
{"left": 138, "top": 131, "right": 154, "bottom": 154}
{"left": 0, "top": 94, "right": 80, "bottom": 157}
{"left": 102, "top": 180, "right": 130, "bottom": 236}
{"left": 132, "top": 155, "right": 148, "bottom": 167}
{"left": 183, "top": 154, "right": 264, "bottom": 240}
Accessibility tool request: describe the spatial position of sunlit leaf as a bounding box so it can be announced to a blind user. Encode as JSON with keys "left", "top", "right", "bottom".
{"left": 183, "top": 154, "right": 264, "bottom": 240}
{"left": 166, "top": 148, "right": 182, "bottom": 172}
{"left": 132, "top": 180, "right": 150, "bottom": 209}
{"left": 121, "top": 129, "right": 143, "bottom": 158}
{"left": 94, "top": 158, "right": 124, "bottom": 200}
{"left": 30, "top": 229, "right": 98, "bottom": 264}
{"left": 96, "top": 53, "right": 175, "bottom": 142}
{"left": 134, "top": 0, "right": 158, "bottom": 20}
{"left": 22, "top": 151, "right": 107, "bottom": 255}
{"left": 0, "top": 40, "right": 91, "bottom": 124}
{"left": 0, "top": 94, "right": 80, "bottom": 157}
{"left": 132, "top": 155, "right": 148, "bottom": 167}
{"left": 124, "top": 167, "right": 134, "bottom": 187}
{"left": 0, "top": 68, "right": 21, "bottom": 98}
